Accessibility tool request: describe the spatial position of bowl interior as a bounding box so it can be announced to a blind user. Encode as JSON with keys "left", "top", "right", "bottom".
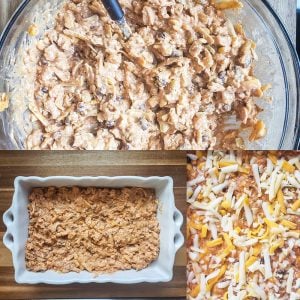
{"left": 0, "top": 0, "right": 299, "bottom": 149}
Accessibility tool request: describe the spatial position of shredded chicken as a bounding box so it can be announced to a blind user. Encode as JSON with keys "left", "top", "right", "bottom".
{"left": 25, "top": 0, "right": 266, "bottom": 149}
{"left": 26, "top": 186, "right": 160, "bottom": 273}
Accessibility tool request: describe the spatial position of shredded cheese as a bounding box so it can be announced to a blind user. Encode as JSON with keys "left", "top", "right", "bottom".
{"left": 207, "top": 238, "right": 223, "bottom": 247}
{"left": 287, "top": 268, "right": 295, "bottom": 293}
{"left": 251, "top": 163, "right": 261, "bottom": 194}
{"left": 263, "top": 248, "right": 272, "bottom": 279}
{"left": 187, "top": 151, "right": 300, "bottom": 299}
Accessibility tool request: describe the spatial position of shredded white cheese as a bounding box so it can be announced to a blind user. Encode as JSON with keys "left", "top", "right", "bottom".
{"left": 286, "top": 268, "right": 295, "bottom": 294}
{"left": 209, "top": 222, "right": 218, "bottom": 240}
{"left": 212, "top": 181, "right": 229, "bottom": 194}
{"left": 244, "top": 203, "right": 253, "bottom": 227}
{"left": 238, "top": 251, "right": 246, "bottom": 287}
{"left": 269, "top": 171, "right": 277, "bottom": 200}
{"left": 221, "top": 164, "right": 239, "bottom": 173}
{"left": 187, "top": 175, "right": 205, "bottom": 187}
{"left": 251, "top": 163, "right": 261, "bottom": 194}
{"left": 187, "top": 154, "right": 198, "bottom": 161}
{"left": 263, "top": 248, "right": 272, "bottom": 279}
{"left": 187, "top": 185, "right": 202, "bottom": 203}
{"left": 287, "top": 176, "right": 300, "bottom": 189}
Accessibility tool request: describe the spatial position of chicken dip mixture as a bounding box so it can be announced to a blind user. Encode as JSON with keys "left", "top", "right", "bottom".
{"left": 26, "top": 187, "right": 160, "bottom": 273}
{"left": 187, "top": 151, "right": 300, "bottom": 299}
{"left": 23, "top": 0, "right": 267, "bottom": 150}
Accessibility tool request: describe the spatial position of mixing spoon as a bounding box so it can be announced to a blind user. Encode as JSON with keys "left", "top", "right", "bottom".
{"left": 100, "top": 0, "right": 132, "bottom": 39}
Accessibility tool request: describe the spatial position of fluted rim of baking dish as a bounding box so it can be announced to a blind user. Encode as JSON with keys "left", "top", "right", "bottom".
{"left": 3, "top": 175, "right": 184, "bottom": 284}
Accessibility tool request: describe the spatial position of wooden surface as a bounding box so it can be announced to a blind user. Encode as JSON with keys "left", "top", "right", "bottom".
{"left": 0, "top": 151, "right": 187, "bottom": 300}
{"left": 0, "top": 0, "right": 297, "bottom": 42}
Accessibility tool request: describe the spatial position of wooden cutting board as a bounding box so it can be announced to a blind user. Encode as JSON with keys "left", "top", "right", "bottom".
{"left": 0, "top": 151, "right": 187, "bottom": 299}
{"left": 0, "top": 0, "right": 297, "bottom": 42}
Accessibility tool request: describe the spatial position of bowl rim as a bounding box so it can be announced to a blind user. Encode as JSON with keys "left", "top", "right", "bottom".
{"left": 259, "top": 0, "right": 300, "bottom": 149}
{"left": 0, "top": 0, "right": 299, "bottom": 149}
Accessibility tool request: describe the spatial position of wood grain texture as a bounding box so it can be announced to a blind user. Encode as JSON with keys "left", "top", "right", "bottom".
{"left": 0, "top": 151, "right": 187, "bottom": 300}
{"left": 0, "top": 0, "right": 297, "bottom": 41}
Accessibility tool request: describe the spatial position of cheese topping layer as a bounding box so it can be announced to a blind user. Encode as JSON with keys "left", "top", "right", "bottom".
{"left": 187, "top": 151, "right": 300, "bottom": 300}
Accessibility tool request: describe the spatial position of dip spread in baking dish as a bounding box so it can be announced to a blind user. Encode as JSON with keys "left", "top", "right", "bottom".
{"left": 26, "top": 187, "right": 160, "bottom": 273}
{"left": 23, "top": 0, "right": 266, "bottom": 149}
{"left": 187, "top": 151, "right": 300, "bottom": 299}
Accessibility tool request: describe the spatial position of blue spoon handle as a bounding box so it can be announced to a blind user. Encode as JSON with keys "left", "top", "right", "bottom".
{"left": 101, "top": 0, "right": 125, "bottom": 22}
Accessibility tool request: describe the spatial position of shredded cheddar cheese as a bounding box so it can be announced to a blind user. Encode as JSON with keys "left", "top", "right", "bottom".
{"left": 207, "top": 238, "right": 223, "bottom": 247}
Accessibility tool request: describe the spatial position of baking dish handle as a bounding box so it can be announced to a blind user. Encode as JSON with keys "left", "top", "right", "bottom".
{"left": 173, "top": 208, "right": 184, "bottom": 252}
{"left": 3, "top": 208, "right": 15, "bottom": 251}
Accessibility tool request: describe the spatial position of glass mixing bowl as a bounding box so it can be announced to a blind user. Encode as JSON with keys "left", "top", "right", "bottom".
{"left": 0, "top": 0, "right": 299, "bottom": 150}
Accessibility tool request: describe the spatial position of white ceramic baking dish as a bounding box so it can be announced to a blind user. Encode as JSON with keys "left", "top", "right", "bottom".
{"left": 3, "top": 176, "right": 184, "bottom": 284}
